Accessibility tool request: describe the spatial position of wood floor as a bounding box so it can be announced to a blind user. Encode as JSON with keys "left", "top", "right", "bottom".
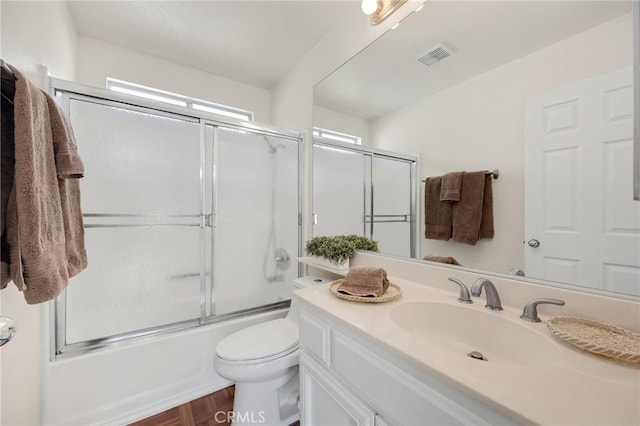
{"left": 130, "top": 386, "right": 235, "bottom": 426}
{"left": 130, "top": 386, "right": 301, "bottom": 426}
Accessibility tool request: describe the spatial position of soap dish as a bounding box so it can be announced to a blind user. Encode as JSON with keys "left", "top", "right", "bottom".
{"left": 329, "top": 280, "right": 402, "bottom": 303}
{"left": 546, "top": 316, "right": 640, "bottom": 366}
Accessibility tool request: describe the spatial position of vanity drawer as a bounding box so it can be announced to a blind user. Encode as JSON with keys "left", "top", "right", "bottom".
{"left": 331, "top": 329, "right": 501, "bottom": 426}
{"left": 299, "top": 310, "right": 331, "bottom": 366}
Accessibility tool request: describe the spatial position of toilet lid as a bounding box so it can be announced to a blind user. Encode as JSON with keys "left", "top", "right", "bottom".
{"left": 216, "top": 318, "right": 298, "bottom": 361}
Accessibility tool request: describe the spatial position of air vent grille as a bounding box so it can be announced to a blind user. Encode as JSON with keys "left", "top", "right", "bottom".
{"left": 417, "top": 43, "right": 455, "bottom": 67}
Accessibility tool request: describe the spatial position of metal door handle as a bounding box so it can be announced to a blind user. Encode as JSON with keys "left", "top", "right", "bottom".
{"left": 527, "top": 239, "right": 540, "bottom": 248}
{"left": 0, "top": 316, "right": 16, "bottom": 347}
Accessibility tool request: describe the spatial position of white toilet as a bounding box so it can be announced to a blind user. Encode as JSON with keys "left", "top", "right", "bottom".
{"left": 214, "top": 275, "right": 332, "bottom": 426}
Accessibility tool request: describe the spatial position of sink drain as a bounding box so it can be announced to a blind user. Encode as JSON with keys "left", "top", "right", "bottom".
{"left": 467, "top": 351, "right": 488, "bottom": 361}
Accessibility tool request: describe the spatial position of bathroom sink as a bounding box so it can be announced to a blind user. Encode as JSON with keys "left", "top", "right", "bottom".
{"left": 390, "top": 302, "right": 559, "bottom": 366}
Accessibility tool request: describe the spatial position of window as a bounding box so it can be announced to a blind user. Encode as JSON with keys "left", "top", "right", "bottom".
{"left": 106, "top": 78, "right": 254, "bottom": 121}
{"left": 313, "top": 127, "right": 361, "bottom": 145}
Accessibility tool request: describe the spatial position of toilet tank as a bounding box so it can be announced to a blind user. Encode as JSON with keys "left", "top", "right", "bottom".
{"left": 287, "top": 275, "right": 333, "bottom": 324}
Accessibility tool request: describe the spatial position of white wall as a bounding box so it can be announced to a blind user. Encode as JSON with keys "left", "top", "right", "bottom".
{"left": 76, "top": 35, "right": 272, "bottom": 124}
{"left": 0, "top": 2, "right": 78, "bottom": 425}
{"left": 371, "top": 13, "right": 633, "bottom": 273}
{"left": 313, "top": 105, "right": 372, "bottom": 146}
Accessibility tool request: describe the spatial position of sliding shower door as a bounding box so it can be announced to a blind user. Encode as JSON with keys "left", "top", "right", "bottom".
{"left": 370, "top": 156, "right": 413, "bottom": 257}
{"left": 209, "top": 125, "right": 300, "bottom": 316}
{"left": 65, "top": 98, "right": 203, "bottom": 344}
{"left": 51, "top": 82, "right": 301, "bottom": 358}
{"left": 313, "top": 141, "right": 417, "bottom": 258}
{"left": 313, "top": 144, "right": 370, "bottom": 237}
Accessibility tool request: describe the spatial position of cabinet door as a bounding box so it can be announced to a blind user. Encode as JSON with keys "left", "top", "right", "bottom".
{"left": 300, "top": 352, "right": 375, "bottom": 426}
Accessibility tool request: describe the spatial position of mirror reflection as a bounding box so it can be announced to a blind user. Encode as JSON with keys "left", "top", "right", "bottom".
{"left": 314, "top": 1, "right": 639, "bottom": 297}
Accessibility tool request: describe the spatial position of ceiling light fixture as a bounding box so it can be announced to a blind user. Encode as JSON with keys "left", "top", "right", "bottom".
{"left": 363, "top": 0, "right": 407, "bottom": 25}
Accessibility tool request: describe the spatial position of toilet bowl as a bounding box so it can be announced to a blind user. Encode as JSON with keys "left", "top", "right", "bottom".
{"left": 213, "top": 275, "right": 332, "bottom": 426}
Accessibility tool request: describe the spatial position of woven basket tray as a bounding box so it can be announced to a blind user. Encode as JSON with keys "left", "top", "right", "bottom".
{"left": 329, "top": 280, "right": 402, "bottom": 303}
{"left": 546, "top": 316, "right": 640, "bottom": 366}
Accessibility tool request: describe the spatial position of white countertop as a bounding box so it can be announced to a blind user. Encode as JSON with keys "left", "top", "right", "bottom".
{"left": 295, "top": 277, "right": 640, "bottom": 425}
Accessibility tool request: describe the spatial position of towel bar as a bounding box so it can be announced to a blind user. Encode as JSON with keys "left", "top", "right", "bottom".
{"left": 422, "top": 169, "right": 499, "bottom": 182}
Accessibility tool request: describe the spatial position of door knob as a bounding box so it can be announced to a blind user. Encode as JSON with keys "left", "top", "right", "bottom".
{"left": 527, "top": 239, "right": 540, "bottom": 248}
{"left": 0, "top": 316, "right": 16, "bottom": 347}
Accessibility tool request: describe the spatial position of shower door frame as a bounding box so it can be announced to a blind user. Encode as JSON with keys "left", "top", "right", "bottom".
{"left": 48, "top": 78, "right": 303, "bottom": 360}
{"left": 312, "top": 138, "right": 420, "bottom": 258}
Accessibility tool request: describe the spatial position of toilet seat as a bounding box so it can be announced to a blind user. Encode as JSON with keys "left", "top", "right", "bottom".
{"left": 216, "top": 318, "right": 298, "bottom": 363}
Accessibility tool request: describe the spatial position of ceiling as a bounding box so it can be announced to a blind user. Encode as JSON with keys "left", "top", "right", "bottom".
{"left": 314, "top": 1, "right": 632, "bottom": 119}
{"left": 67, "top": 1, "right": 359, "bottom": 90}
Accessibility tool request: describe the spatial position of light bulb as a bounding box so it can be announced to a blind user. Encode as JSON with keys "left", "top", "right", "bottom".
{"left": 361, "top": 0, "right": 378, "bottom": 15}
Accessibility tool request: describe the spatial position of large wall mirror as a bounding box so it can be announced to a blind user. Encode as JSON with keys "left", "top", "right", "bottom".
{"left": 314, "top": 1, "right": 639, "bottom": 298}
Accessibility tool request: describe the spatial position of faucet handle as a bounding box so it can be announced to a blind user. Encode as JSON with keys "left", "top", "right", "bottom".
{"left": 520, "top": 298, "right": 565, "bottom": 322}
{"left": 448, "top": 277, "right": 473, "bottom": 304}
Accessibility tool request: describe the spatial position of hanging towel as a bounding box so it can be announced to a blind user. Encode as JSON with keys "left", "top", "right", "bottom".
{"left": 2, "top": 65, "right": 87, "bottom": 304}
{"left": 452, "top": 171, "right": 493, "bottom": 245}
{"left": 338, "top": 266, "right": 390, "bottom": 297}
{"left": 423, "top": 255, "right": 462, "bottom": 266}
{"left": 0, "top": 78, "right": 15, "bottom": 288}
{"left": 424, "top": 176, "right": 452, "bottom": 240}
{"left": 440, "top": 171, "right": 463, "bottom": 202}
{"left": 479, "top": 174, "right": 494, "bottom": 239}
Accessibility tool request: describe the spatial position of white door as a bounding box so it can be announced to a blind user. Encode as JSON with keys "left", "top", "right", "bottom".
{"left": 524, "top": 68, "right": 639, "bottom": 296}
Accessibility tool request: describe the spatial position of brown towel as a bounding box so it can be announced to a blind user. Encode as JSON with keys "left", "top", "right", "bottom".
{"left": 338, "top": 266, "right": 389, "bottom": 297}
{"left": 1, "top": 78, "right": 16, "bottom": 288}
{"left": 479, "top": 174, "right": 494, "bottom": 239}
{"left": 423, "top": 255, "right": 462, "bottom": 266}
{"left": 440, "top": 172, "right": 463, "bottom": 201}
{"left": 45, "top": 96, "right": 85, "bottom": 179}
{"left": 3, "top": 65, "right": 87, "bottom": 304}
{"left": 452, "top": 172, "right": 494, "bottom": 245}
{"left": 424, "top": 176, "right": 452, "bottom": 241}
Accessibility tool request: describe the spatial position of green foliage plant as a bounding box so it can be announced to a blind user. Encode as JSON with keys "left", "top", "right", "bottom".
{"left": 305, "top": 235, "right": 379, "bottom": 265}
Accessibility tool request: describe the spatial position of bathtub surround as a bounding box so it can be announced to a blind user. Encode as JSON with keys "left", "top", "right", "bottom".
{"left": 1, "top": 64, "right": 86, "bottom": 304}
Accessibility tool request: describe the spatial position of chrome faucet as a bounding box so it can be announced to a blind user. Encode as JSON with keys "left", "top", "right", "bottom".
{"left": 521, "top": 298, "right": 565, "bottom": 322}
{"left": 447, "top": 277, "right": 472, "bottom": 304}
{"left": 470, "top": 278, "right": 503, "bottom": 311}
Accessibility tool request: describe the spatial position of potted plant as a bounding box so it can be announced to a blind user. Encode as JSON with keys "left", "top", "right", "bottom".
{"left": 305, "top": 235, "right": 379, "bottom": 270}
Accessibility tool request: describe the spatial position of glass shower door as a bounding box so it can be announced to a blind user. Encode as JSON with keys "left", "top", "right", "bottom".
{"left": 313, "top": 144, "right": 370, "bottom": 237}
{"left": 210, "top": 126, "right": 299, "bottom": 316}
{"left": 370, "top": 156, "right": 413, "bottom": 257}
{"left": 64, "top": 97, "right": 203, "bottom": 344}
{"left": 313, "top": 142, "right": 416, "bottom": 258}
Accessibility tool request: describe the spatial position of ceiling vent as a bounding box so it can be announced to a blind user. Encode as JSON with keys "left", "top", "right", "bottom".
{"left": 417, "top": 43, "right": 455, "bottom": 67}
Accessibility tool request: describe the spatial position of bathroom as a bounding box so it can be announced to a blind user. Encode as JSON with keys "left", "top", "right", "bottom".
{"left": 1, "top": 0, "right": 639, "bottom": 425}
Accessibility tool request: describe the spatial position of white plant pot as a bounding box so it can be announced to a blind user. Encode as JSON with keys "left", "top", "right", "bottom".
{"left": 311, "top": 256, "right": 349, "bottom": 271}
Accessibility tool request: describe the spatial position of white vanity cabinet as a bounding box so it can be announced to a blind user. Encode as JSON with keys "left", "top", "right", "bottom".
{"left": 298, "top": 306, "right": 518, "bottom": 426}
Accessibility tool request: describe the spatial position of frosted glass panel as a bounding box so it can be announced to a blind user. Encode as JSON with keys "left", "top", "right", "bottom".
{"left": 372, "top": 157, "right": 411, "bottom": 215}
{"left": 66, "top": 227, "right": 201, "bottom": 343}
{"left": 313, "top": 145, "right": 368, "bottom": 237}
{"left": 70, "top": 99, "right": 200, "bottom": 216}
{"left": 371, "top": 222, "right": 411, "bottom": 258}
{"left": 213, "top": 127, "right": 299, "bottom": 316}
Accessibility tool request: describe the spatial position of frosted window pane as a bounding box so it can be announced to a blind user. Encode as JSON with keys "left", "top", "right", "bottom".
{"left": 313, "top": 145, "right": 367, "bottom": 237}
{"left": 212, "top": 128, "right": 299, "bottom": 316}
{"left": 69, "top": 99, "right": 200, "bottom": 216}
{"left": 66, "top": 227, "right": 201, "bottom": 343}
